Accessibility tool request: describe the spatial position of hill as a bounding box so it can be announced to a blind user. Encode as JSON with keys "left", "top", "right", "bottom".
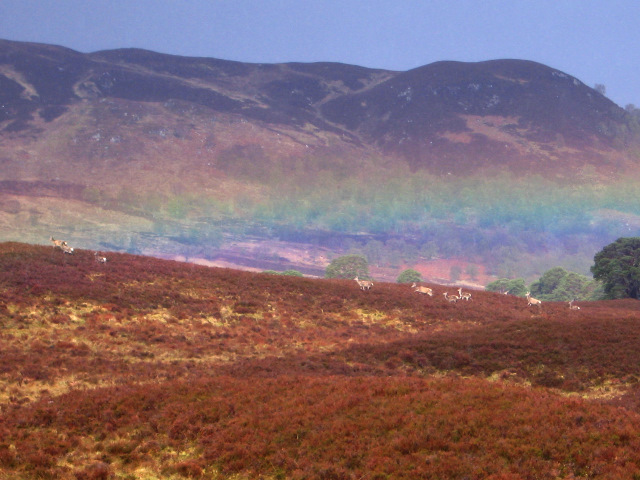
{"left": 1, "top": 41, "right": 631, "bottom": 173}
{"left": 1, "top": 242, "right": 640, "bottom": 478}
{"left": 2, "top": 39, "right": 640, "bottom": 281}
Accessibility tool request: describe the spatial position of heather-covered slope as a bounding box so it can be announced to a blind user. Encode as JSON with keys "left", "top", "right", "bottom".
{"left": 321, "top": 59, "right": 631, "bottom": 172}
{"left": 1, "top": 40, "right": 634, "bottom": 178}
{"left": 1, "top": 242, "right": 640, "bottom": 478}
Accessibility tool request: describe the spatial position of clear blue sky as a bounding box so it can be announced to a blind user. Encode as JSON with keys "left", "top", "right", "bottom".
{"left": 1, "top": 0, "right": 639, "bottom": 107}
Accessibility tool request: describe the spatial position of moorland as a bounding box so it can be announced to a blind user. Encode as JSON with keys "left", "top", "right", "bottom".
{"left": 1, "top": 242, "right": 640, "bottom": 479}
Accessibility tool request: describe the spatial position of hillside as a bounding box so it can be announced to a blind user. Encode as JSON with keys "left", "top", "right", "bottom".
{"left": 1, "top": 242, "right": 640, "bottom": 478}
{"left": 2, "top": 39, "right": 640, "bottom": 280}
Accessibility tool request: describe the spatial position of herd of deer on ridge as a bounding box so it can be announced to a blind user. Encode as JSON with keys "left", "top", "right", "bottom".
{"left": 49, "top": 236, "right": 579, "bottom": 311}
{"left": 355, "top": 277, "right": 580, "bottom": 311}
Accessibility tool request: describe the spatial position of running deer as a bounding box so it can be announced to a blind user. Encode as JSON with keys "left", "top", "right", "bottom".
{"left": 457, "top": 287, "right": 472, "bottom": 301}
{"left": 525, "top": 292, "right": 542, "bottom": 308}
{"left": 51, "top": 236, "right": 74, "bottom": 254}
{"left": 354, "top": 276, "right": 373, "bottom": 290}
{"left": 50, "top": 236, "right": 68, "bottom": 249}
{"left": 443, "top": 292, "right": 459, "bottom": 303}
{"left": 568, "top": 300, "right": 580, "bottom": 310}
{"left": 411, "top": 282, "right": 433, "bottom": 296}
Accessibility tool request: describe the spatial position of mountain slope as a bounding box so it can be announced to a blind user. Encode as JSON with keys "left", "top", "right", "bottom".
{"left": 1, "top": 39, "right": 635, "bottom": 176}
{"left": 322, "top": 59, "right": 631, "bottom": 172}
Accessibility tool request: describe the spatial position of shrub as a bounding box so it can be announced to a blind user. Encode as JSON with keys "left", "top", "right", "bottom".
{"left": 325, "top": 254, "right": 370, "bottom": 279}
{"left": 396, "top": 269, "right": 422, "bottom": 284}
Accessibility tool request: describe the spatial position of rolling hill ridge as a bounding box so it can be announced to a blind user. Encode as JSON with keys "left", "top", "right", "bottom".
{"left": 1, "top": 39, "right": 634, "bottom": 176}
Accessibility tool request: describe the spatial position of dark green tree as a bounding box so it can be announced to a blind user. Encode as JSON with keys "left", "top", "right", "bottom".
{"left": 396, "top": 268, "right": 422, "bottom": 284}
{"left": 591, "top": 237, "right": 640, "bottom": 299}
{"left": 554, "top": 272, "right": 591, "bottom": 301}
{"left": 529, "top": 267, "right": 602, "bottom": 301}
{"left": 325, "top": 254, "right": 370, "bottom": 279}
{"left": 529, "top": 267, "right": 567, "bottom": 297}
{"left": 580, "top": 279, "right": 606, "bottom": 301}
{"left": 485, "top": 278, "right": 527, "bottom": 296}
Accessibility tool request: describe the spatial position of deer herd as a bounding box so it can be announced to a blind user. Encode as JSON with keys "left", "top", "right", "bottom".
{"left": 49, "top": 234, "right": 580, "bottom": 311}
{"left": 354, "top": 276, "right": 581, "bottom": 311}
{"left": 442, "top": 287, "right": 472, "bottom": 303}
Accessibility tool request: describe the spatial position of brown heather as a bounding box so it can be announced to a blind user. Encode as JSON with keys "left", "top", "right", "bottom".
{"left": 1, "top": 242, "right": 640, "bottom": 479}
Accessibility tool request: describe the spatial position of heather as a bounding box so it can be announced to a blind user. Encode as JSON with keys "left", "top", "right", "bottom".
{"left": 1, "top": 242, "right": 640, "bottom": 479}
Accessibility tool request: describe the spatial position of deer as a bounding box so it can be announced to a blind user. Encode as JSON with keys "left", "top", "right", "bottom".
{"left": 94, "top": 252, "right": 107, "bottom": 263}
{"left": 443, "top": 292, "right": 459, "bottom": 303}
{"left": 525, "top": 292, "right": 542, "bottom": 308}
{"left": 568, "top": 300, "right": 580, "bottom": 310}
{"left": 411, "top": 282, "right": 433, "bottom": 296}
{"left": 50, "top": 236, "right": 68, "bottom": 249}
{"left": 457, "top": 287, "right": 472, "bottom": 301}
{"left": 354, "top": 276, "right": 373, "bottom": 290}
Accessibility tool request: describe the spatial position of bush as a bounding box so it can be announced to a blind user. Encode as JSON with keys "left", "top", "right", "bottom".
{"left": 325, "top": 254, "right": 370, "bottom": 279}
{"left": 281, "top": 270, "right": 304, "bottom": 277}
{"left": 263, "top": 270, "right": 303, "bottom": 276}
{"left": 396, "top": 269, "right": 422, "bottom": 284}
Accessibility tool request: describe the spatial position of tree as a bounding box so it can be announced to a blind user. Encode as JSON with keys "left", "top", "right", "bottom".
{"left": 591, "top": 237, "right": 640, "bottom": 299}
{"left": 396, "top": 269, "right": 422, "bottom": 284}
{"left": 552, "top": 272, "right": 582, "bottom": 300}
{"left": 485, "top": 278, "right": 527, "bottom": 296}
{"left": 325, "top": 254, "right": 371, "bottom": 279}
{"left": 580, "top": 278, "right": 606, "bottom": 301}
{"left": 529, "top": 267, "right": 568, "bottom": 298}
{"left": 529, "top": 267, "right": 596, "bottom": 301}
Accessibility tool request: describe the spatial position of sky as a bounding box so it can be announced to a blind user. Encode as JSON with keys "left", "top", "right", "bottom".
{"left": 1, "top": 0, "right": 639, "bottom": 107}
